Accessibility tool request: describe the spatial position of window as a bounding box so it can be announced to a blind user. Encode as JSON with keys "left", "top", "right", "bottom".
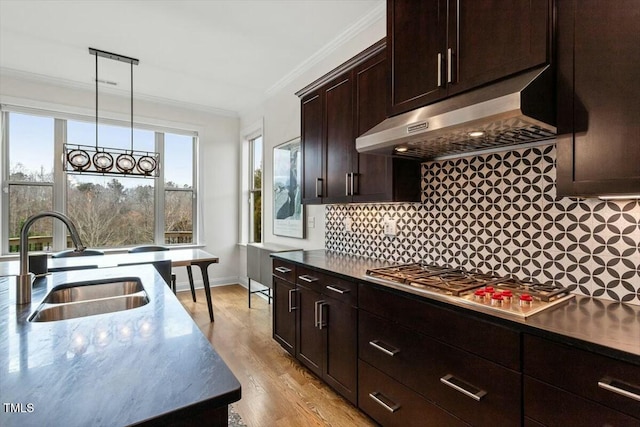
{"left": 164, "top": 133, "right": 195, "bottom": 245}
{"left": 1, "top": 108, "right": 198, "bottom": 253}
{"left": 249, "top": 135, "right": 262, "bottom": 243}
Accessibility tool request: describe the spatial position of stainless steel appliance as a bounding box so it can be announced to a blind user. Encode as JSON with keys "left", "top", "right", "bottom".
{"left": 364, "top": 263, "right": 574, "bottom": 320}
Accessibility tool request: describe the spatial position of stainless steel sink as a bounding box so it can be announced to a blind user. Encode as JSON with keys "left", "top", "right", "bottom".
{"left": 29, "top": 278, "right": 149, "bottom": 322}
{"left": 43, "top": 279, "right": 144, "bottom": 303}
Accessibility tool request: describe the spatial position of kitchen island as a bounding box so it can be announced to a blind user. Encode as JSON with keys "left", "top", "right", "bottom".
{"left": 0, "top": 264, "right": 241, "bottom": 427}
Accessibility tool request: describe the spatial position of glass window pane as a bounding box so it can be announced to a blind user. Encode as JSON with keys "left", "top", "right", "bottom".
{"left": 8, "top": 112, "right": 54, "bottom": 183}
{"left": 8, "top": 185, "right": 53, "bottom": 252}
{"left": 67, "top": 120, "right": 154, "bottom": 152}
{"left": 252, "top": 136, "right": 262, "bottom": 190}
{"left": 164, "top": 190, "right": 193, "bottom": 244}
{"left": 67, "top": 175, "right": 154, "bottom": 248}
{"left": 164, "top": 134, "right": 193, "bottom": 189}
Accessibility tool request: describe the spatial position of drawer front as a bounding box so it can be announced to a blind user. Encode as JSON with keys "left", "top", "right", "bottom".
{"left": 358, "top": 360, "right": 468, "bottom": 427}
{"left": 524, "top": 334, "right": 640, "bottom": 419}
{"left": 359, "top": 310, "right": 522, "bottom": 427}
{"left": 273, "top": 259, "right": 296, "bottom": 283}
{"left": 359, "top": 282, "right": 520, "bottom": 370}
{"left": 297, "top": 266, "right": 357, "bottom": 305}
{"left": 525, "top": 376, "right": 639, "bottom": 427}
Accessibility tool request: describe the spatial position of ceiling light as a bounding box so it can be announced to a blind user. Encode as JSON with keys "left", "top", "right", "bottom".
{"left": 468, "top": 131, "right": 485, "bottom": 138}
{"left": 395, "top": 146, "right": 408, "bottom": 152}
{"left": 64, "top": 48, "right": 159, "bottom": 178}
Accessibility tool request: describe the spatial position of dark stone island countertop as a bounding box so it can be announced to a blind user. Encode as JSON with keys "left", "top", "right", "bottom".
{"left": 272, "top": 250, "right": 640, "bottom": 365}
{"left": 0, "top": 265, "right": 241, "bottom": 427}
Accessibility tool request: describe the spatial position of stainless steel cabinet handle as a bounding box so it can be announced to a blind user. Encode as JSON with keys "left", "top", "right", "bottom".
{"left": 298, "top": 275, "right": 319, "bottom": 283}
{"left": 369, "top": 340, "right": 400, "bottom": 357}
{"left": 326, "top": 285, "right": 350, "bottom": 294}
{"left": 350, "top": 172, "right": 356, "bottom": 196}
{"left": 287, "top": 288, "right": 297, "bottom": 312}
{"left": 440, "top": 374, "right": 487, "bottom": 401}
{"left": 368, "top": 392, "right": 400, "bottom": 413}
{"left": 275, "top": 266, "right": 291, "bottom": 274}
{"left": 447, "top": 48, "right": 453, "bottom": 83}
{"left": 318, "top": 301, "right": 327, "bottom": 329}
{"left": 437, "top": 53, "right": 443, "bottom": 87}
{"left": 345, "top": 173, "right": 350, "bottom": 196}
{"left": 314, "top": 300, "right": 326, "bottom": 328}
{"left": 315, "top": 177, "right": 323, "bottom": 198}
{"left": 598, "top": 377, "right": 640, "bottom": 402}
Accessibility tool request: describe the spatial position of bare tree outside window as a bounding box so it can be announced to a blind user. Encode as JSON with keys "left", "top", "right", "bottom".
{"left": 249, "top": 136, "right": 262, "bottom": 243}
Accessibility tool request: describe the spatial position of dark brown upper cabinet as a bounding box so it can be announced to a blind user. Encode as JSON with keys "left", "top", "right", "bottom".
{"left": 298, "top": 40, "right": 421, "bottom": 205}
{"left": 388, "top": 0, "right": 551, "bottom": 117}
{"left": 556, "top": 0, "right": 640, "bottom": 197}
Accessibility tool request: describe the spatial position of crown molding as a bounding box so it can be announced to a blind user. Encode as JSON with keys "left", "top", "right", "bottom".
{"left": 264, "top": 1, "right": 385, "bottom": 98}
{"left": 0, "top": 67, "right": 239, "bottom": 118}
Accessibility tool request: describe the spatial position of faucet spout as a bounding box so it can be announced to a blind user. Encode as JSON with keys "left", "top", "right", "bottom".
{"left": 17, "top": 211, "right": 86, "bottom": 305}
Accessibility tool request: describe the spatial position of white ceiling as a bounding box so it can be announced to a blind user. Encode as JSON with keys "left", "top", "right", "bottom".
{"left": 0, "top": 0, "right": 383, "bottom": 116}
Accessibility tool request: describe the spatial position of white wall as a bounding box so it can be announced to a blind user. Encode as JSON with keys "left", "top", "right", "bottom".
{"left": 237, "top": 15, "right": 385, "bottom": 279}
{"left": 0, "top": 73, "right": 241, "bottom": 289}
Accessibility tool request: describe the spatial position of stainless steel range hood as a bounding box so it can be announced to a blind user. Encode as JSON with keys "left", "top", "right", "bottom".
{"left": 356, "top": 66, "right": 556, "bottom": 160}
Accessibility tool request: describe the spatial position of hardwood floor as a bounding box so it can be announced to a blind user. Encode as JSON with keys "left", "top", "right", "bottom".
{"left": 177, "top": 285, "right": 376, "bottom": 427}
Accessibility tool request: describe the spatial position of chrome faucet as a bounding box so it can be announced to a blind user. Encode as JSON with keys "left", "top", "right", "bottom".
{"left": 16, "top": 211, "right": 86, "bottom": 305}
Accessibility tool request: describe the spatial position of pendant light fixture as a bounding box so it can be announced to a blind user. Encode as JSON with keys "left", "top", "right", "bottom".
{"left": 64, "top": 48, "right": 159, "bottom": 177}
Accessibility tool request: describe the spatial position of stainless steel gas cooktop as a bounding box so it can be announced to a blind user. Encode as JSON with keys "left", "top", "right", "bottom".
{"left": 364, "top": 263, "right": 575, "bottom": 320}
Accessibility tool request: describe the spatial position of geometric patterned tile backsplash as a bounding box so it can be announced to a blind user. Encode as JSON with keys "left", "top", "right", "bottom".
{"left": 325, "top": 144, "right": 640, "bottom": 305}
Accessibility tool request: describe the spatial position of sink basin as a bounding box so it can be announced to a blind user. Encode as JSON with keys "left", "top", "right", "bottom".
{"left": 30, "top": 296, "right": 149, "bottom": 322}
{"left": 43, "top": 278, "right": 144, "bottom": 303}
{"left": 29, "top": 277, "right": 149, "bottom": 322}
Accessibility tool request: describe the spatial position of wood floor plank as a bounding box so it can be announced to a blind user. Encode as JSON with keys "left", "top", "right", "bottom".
{"left": 177, "top": 285, "right": 376, "bottom": 427}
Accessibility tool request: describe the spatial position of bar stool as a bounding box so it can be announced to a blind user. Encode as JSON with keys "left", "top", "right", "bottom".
{"left": 128, "top": 246, "right": 196, "bottom": 300}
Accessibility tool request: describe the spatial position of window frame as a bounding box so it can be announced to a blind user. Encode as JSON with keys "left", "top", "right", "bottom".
{"left": 248, "top": 135, "right": 263, "bottom": 244}
{"left": 0, "top": 105, "right": 199, "bottom": 254}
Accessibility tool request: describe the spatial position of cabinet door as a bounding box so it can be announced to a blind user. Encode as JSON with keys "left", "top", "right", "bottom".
{"left": 556, "top": 0, "right": 640, "bottom": 196}
{"left": 296, "top": 284, "right": 323, "bottom": 377}
{"left": 323, "top": 297, "right": 358, "bottom": 404}
{"left": 323, "top": 74, "right": 354, "bottom": 203}
{"left": 448, "top": 0, "right": 550, "bottom": 96}
{"left": 301, "top": 91, "right": 323, "bottom": 204}
{"left": 388, "top": 0, "right": 447, "bottom": 116}
{"left": 272, "top": 277, "right": 296, "bottom": 355}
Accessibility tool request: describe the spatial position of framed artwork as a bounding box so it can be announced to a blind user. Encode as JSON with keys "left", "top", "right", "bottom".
{"left": 273, "top": 137, "right": 304, "bottom": 238}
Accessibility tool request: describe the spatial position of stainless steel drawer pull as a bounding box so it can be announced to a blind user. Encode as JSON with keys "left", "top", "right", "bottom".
{"left": 368, "top": 392, "right": 400, "bottom": 413}
{"left": 369, "top": 340, "right": 399, "bottom": 357}
{"left": 440, "top": 374, "right": 487, "bottom": 401}
{"left": 314, "top": 300, "right": 327, "bottom": 329}
{"left": 598, "top": 377, "right": 640, "bottom": 402}
{"left": 326, "top": 285, "right": 350, "bottom": 294}
{"left": 287, "top": 289, "right": 297, "bottom": 312}
{"left": 345, "top": 173, "right": 350, "bottom": 196}
{"left": 299, "top": 275, "right": 319, "bottom": 283}
{"left": 275, "top": 267, "right": 291, "bottom": 274}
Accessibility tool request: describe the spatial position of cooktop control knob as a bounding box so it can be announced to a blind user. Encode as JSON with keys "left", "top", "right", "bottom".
{"left": 491, "top": 293, "right": 504, "bottom": 306}
{"left": 519, "top": 293, "right": 533, "bottom": 307}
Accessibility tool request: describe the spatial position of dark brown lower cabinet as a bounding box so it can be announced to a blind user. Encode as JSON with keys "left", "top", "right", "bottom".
{"left": 295, "top": 277, "right": 358, "bottom": 404}
{"left": 524, "top": 377, "right": 639, "bottom": 427}
{"left": 359, "top": 309, "right": 521, "bottom": 427}
{"left": 359, "top": 360, "right": 468, "bottom": 427}
{"left": 272, "top": 276, "right": 296, "bottom": 356}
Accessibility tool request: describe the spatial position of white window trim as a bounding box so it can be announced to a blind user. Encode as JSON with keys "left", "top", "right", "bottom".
{"left": 239, "top": 119, "right": 263, "bottom": 245}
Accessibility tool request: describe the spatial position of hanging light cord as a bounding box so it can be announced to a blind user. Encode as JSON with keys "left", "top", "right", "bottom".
{"left": 95, "top": 52, "right": 99, "bottom": 151}
{"left": 130, "top": 60, "right": 134, "bottom": 154}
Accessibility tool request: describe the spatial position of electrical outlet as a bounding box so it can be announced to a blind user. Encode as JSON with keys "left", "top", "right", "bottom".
{"left": 383, "top": 216, "right": 397, "bottom": 236}
{"left": 308, "top": 216, "right": 315, "bottom": 229}
{"left": 343, "top": 217, "right": 353, "bottom": 232}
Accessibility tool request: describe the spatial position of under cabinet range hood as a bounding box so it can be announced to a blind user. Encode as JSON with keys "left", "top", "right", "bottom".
{"left": 356, "top": 66, "right": 556, "bottom": 160}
